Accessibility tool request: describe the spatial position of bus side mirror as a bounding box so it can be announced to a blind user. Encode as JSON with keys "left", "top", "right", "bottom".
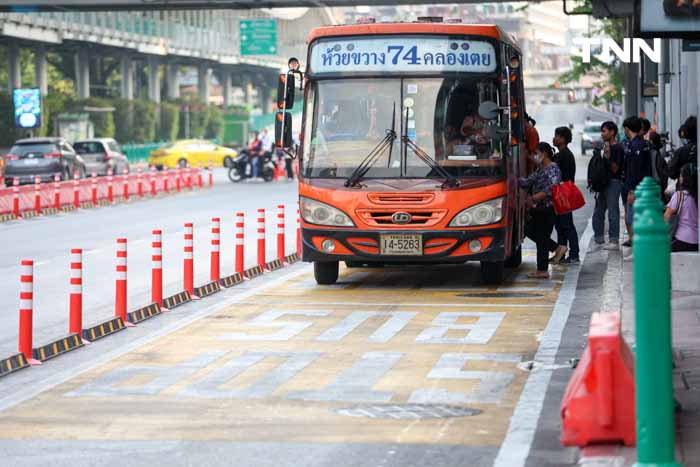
{"left": 478, "top": 101, "right": 500, "bottom": 121}
{"left": 275, "top": 111, "right": 293, "bottom": 149}
{"left": 277, "top": 73, "right": 295, "bottom": 110}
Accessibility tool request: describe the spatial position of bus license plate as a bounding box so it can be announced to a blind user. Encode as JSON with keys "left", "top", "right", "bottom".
{"left": 380, "top": 234, "right": 422, "bottom": 256}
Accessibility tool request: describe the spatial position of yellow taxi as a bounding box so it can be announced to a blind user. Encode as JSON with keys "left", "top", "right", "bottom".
{"left": 149, "top": 140, "right": 238, "bottom": 169}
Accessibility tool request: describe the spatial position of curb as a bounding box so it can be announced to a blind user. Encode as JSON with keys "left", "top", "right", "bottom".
{"left": 32, "top": 333, "right": 84, "bottom": 362}
{"left": 265, "top": 258, "right": 284, "bottom": 271}
{"left": 127, "top": 303, "right": 162, "bottom": 324}
{"left": 219, "top": 272, "right": 243, "bottom": 288}
{"left": 0, "top": 353, "right": 29, "bottom": 378}
{"left": 194, "top": 281, "right": 221, "bottom": 298}
{"left": 82, "top": 317, "right": 127, "bottom": 342}
{"left": 244, "top": 265, "right": 264, "bottom": 279}
{"left": 163, "top": 290, "right": 191, "bottom": 309}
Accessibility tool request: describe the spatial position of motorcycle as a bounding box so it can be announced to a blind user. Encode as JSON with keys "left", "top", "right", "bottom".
{"left": 228, "top": 150, "right": 276, "bottom": 183}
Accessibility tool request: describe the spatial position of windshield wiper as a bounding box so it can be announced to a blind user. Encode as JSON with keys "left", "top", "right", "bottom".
{"left": 344, "top": 102, "right": 397, "bottom": 188}
{"left": 402, "top": 136, "right": 459, "bottom": 189}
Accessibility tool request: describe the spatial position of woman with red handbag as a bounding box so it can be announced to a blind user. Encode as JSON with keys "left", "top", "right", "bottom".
{"left": 548, "top": 127, "right": 580, "bottom": 264}
{"left": 519, "top": 143, "right": 562, "bottom": 279}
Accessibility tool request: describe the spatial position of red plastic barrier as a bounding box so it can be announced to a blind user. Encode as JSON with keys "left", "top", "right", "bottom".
{"left": 0, "top": 167, "right": 205, "bottom": 216}
{"left": 277, "top": 204, "right": 285, "bottom": 261}
{"left": 115, "top": 238, "right": 128, "bottom": 323}
{"left": 151, "top": 230, "right": 163, "bottom": 308}
{"left": 235, "top": 212, "right": 245, "bottom": 276}
{"left": 183, "top": 222, "right": 194, "bottom": 296}
{"left": 560, "top": 311, "right": 636, "bottom": 447}
{"left": 257, "top": 208, "right": 266, "bottom": 269}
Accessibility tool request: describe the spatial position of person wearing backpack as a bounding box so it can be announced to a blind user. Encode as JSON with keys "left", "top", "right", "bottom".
{"left": 664, "top": 163, "right": 698, "bottom": 252}
{"left": 621, "top": 116, "right": 652, "bottom": 254}
{"left": 591, "top": 121, "right": 624, "bottom": 250}
{"left": 667, "top": 116, "right": 697, "bottom": 181}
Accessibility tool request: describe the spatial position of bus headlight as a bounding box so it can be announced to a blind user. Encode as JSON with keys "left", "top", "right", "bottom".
{"left": 448, "top": 197, "right": 504, "bottom": 227}
{"left": 300, "top": 197, "right": 355, "bottom": 227}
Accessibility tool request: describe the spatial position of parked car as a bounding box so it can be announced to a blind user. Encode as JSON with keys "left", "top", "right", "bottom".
{"left": 148, "top": 140, "right": 238, "bottom": 169}
{"left": 4, "top": 137, "right": 86, "bottom": 186}
{"left": 73, "top": 138, "right": 130, "bottom": 176}
{"left": 580, "top": 122, "right": 604, "bottom": 155}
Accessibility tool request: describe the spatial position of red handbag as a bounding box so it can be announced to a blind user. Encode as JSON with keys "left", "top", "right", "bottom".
{"left": 552, "top": 181, "right": 585, "bottom": 215}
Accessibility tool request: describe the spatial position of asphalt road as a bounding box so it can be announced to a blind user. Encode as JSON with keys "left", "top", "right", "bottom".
{"left": 0, "top": 102, "right": 607, "bottom": 467}
{"left": 0, "top": 170, "right": 300, "bottom": 358}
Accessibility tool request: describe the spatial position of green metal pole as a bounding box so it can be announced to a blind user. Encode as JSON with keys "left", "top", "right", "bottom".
{"left": 633, "top": 176, "right": 681, "bottom": 467}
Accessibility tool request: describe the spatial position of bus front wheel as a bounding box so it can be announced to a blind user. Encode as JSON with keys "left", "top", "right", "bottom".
{"left": 504, "top": 244, "right": 522, "bottom": 268}
{"left": 314, "top": 261, "right": 339, "bottom": 285}
{"left": 480, "top": 261, "right": 504, "bottom": 285}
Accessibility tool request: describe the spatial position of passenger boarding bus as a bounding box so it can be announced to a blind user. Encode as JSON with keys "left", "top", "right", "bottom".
{"left": 276, "top": 18, "right": 529, "bottom": 285}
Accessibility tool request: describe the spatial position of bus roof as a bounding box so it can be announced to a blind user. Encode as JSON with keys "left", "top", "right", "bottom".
{"left": 307, "top": 22, "right": 521, "bottom": 54}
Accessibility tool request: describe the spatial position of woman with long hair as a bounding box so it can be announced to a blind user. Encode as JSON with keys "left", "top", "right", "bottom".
{"left": 664, "top": 163, "right": 698, "bottom": 252}
{"left": 519, "top": 142, "right": 562, "bottom": 278}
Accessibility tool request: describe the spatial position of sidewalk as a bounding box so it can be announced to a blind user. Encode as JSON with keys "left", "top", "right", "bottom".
{"left": 580, "top": 247, "right": 700, "bottom": 466}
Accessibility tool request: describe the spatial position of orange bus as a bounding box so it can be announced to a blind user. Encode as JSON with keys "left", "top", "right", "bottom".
{"left": 276, "top": 18, "right": 529, "bottom": 285}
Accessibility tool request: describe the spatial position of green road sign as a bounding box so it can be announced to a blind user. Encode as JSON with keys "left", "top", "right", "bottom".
{"left": 240, "top": 19, "right": 277, "bottom": 56}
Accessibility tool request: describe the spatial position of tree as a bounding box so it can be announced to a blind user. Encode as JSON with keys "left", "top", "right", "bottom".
{"left": 557, "top": 17, "right": 625, "bottom": 107}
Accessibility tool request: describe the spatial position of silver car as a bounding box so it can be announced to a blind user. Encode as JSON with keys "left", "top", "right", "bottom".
{"left": 4, "top": 137, "right": 86, "bottom": 185}
{"left": 73, "top": 138, "right": 130, "bottom": 176}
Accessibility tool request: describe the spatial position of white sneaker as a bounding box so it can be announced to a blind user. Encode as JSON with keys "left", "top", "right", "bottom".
{"left": 623, "top": 251, "right": 634, "bottom": 262}
{"left": 603, "top": 242, "right": 619, "bottom": 251}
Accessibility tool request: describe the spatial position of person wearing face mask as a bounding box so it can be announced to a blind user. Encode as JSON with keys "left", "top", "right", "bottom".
{"left": 549, "top": 126, "right": 580, "bottom": 264}
{"left": 667, "top": 115, "right": 697, "bottom": 181}
{"left": 519, "top": 142, "right": 562, "bottom": 279}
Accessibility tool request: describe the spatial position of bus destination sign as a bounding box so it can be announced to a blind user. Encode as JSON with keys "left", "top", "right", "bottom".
{"left": 310, "top": 37, "right": 497, "bottom": 75}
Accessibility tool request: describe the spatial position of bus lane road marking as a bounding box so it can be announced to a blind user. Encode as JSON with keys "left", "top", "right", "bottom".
{"left": 0, "top": 258, "right": 562, "bottom": 449}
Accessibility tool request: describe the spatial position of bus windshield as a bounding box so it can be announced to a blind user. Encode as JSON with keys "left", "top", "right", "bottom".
{"left": 302, "top": 77, "right": 506, "bottom": 180}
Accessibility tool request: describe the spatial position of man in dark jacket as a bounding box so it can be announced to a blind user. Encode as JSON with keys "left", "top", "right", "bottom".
{"left": 548, "top": 126, "right": 580, "bottom": 263}
{"left": 621, "top": 116, "right": 652, "bottom": 250}
{"left": 667, "top": 115, "right": 697, "bottom": 180}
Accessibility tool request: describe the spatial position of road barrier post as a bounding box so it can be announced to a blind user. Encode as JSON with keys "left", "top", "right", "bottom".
{"left": 34, "top": 175, "right": 41, "bottom": 215}
{"left": 12, "top": 177, "right": 20, "bottom": 219}
{"left": 175, "top": 167, "right": 181, "bottom": 193}
{"left": 69, "top": 248, "right": 83, "bottom": 335}
{"left": 208, "top": 161, "right": 213, "bottom": 187}
{"left": 277, "top": 205, "right": 286, "bottom": 261}
{"left": 152, "top": 229, "right": 164, "bottom": 308}
{"left": 197, "top": 163, "right": 203, "bottom": 188}
{"left": 211, "top": 217, "right": 220, "bottom": 282}
{"left": 186, "top": 167, "right": 193, "bottom": 189}
{"left": 91, "top": 172, "right": 98, "bottom": 206}
{"left": 235, "top": 212, "right": 245, "bottom": 276}
{"left": 122, "top": 168, "right": 129, "bottom": 201}
{"left": 184, "top": 222, "right": 195, "bottom": 297}
{"left": 137, "top": 168, "right": 144, "bottom": 198}
{"left": 115, "top": 238, "right": 133, "bottom": 326}
{"left": 107, "top": 167, "right": 114, "bottom": 204}
{"left": 632, "top": 176, "right": 680, "bottom": 467}
{"left": 18, "top": 259, "right": 41, "bottom": 365}
{"left": 73, "top": 172, "right": 80, "bottom": 209}
{"left": 164, "top": 167, "right": 170, "bottom": 193}
{"left": 150, "top": 166, "right": 157, "bottom": 196}
{"left": 53, "top": 173, "right": 61, "bottom": 210}
{"left": 257, "top": 208, "right": 266, "bottom": 269}
{"left": 296, "top": 204, "right": 301, "bottom": 255}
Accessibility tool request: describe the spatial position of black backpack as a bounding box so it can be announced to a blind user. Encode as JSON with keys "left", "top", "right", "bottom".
{"left": 587, "top": 148, "right": 610, "bottom": 192}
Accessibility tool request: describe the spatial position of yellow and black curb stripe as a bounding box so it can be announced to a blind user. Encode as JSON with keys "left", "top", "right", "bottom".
{"left": 194, "top": 281, "right": 221, "bottom": 298}
{"left": 0, "top": 353, "right": 29, "bottom": 378}
{"left": 285, "top": 253, "right": 300, "bottom": 264}
{"left": 127, "top": 302, "right": 162, "bottom": 324}
{"left": 163, "top": 290, "right": 191, "bottom": 310}
{"left": 265, "top": 258, "right": 284, "bottom": 271}
{"left": 82, "top": 316, "right": 126, "bottom": 342}
{"left": 32, "top": 333, "right": 84, "bottom": 362}
{"left": 219, "top": 272, "right": 243, "bottom": 288}
{"left": 62, "top": 205, "right": 77, "bottom": 212}
{"left": 80, "top": 202, "right": 95, "bottom": 209}
{"left": 244, "top": 265, "right": 264, "bottom": 280}
{"left": 20, "top": 210, "right": 39, "bottom": 219}
{"left": 41, "top": 207, "right": 59, "bottom": 216}
{"left": 0, "top": 213, "right": 16, "bottom": 223}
